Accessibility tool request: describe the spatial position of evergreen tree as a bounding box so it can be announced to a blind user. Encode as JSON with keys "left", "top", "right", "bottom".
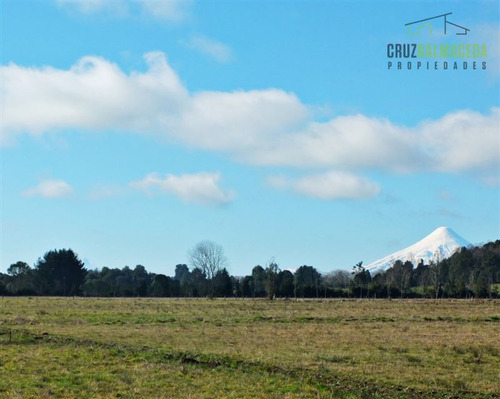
{"left": 294, "top": 265, "right": 320, "bottom": 298}
{"left": 35, "top": 249, "right": 86, "bottom": 295}
{"left": 276, "top": 270, "right": 294, "bottom": 297}
{"left": 251, "top": 266, "right": 266, "bottom": 297}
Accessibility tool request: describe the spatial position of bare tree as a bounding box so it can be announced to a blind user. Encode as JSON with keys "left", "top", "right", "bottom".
{"left": 329, "top": 270, "right": 351, "bottom": 289}
{"left": 188, "top": 241, "right": 227, "bottom": 297}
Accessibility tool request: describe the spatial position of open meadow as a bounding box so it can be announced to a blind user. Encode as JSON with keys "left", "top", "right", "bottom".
{"left": 1, "top": 297, "right": 499, "bottom": 398}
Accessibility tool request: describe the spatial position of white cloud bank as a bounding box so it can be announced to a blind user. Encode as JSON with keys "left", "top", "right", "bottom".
{"left": 1, "top": 52, "right": 307, "bottom": 152}
{"left": 2, "top": 52, "right": 499, "bottom": 199}
{"left": 23, "top": 180, "right": 74, "bottom": 198}
{"left": 130, "top": 172, "right": 233, "bottom": 206}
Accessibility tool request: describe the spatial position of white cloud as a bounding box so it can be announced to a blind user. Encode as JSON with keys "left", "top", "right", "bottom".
{"left": 56, "top": 0, "right": 128, "bottom": 15}
{"left": 1, "top": 52, "right": 306, "bottom": 150}
{"left": 251, "top": 108, "right": 500, "bottom": 175}
{"left": 180, "top": 89, "right": 307, "bottom": 152}
{"left": 251, "top": 114, "right": 422, "bottom": 172}
{"left": 1, "top": 52, "right": 498, "bottom": 180}
{"left": 130, "top": 172, "right": 233, "bottom": 206}
{"left": 56, "top": 0, "right": 191, "bottom": 21}
{"left": 88, "top": 184, "right": 124, "bottom": 200}
{"left": 184, "top": 35, "right": 233, "bottom": 63}
{"left": 268, "top": 172, "right": 381, "bottom": 200}
{"left": 1, "top": 52, "right": 189, "bottom": 140}
{"left": 23, "top": 180, "right": 74, "bottom": 198}
{"left": 418, "top": 108, "right": 500, "bottom": 172}
{"left": 135, "top": 0, "right": 191, "bottom": 22}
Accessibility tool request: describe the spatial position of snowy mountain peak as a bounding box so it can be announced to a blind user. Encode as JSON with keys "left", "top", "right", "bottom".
{"left": 366, "top": 227, "right": 470, "bottom": 274}
{"left": 425, "top": 226, "right": 461, "bottom": 240}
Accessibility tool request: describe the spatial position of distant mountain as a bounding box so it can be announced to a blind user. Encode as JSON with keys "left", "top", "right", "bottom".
{"left": 366, "top": 227, "right": 471, "bottom": 274}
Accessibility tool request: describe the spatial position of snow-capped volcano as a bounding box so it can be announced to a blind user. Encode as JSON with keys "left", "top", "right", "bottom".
{"left": 366, "top": 227, "right": 470, "bottom": 274}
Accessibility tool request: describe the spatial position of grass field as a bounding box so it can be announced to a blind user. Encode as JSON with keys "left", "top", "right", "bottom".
{"left": 1, "top": 298, "right": 499, "bottom": 398}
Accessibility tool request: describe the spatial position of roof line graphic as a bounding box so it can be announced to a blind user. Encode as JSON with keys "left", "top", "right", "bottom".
{"left": 405, "top": 12, "right": 452, "bottom": 26}
{"left": 405, "top": 12, "right": 470, "bottom": 35}
{"left": 446, "top": 21, "right": 470, "bottom": 34}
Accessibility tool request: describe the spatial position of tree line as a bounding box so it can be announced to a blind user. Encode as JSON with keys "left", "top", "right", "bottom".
{"left": 1, "top": 240, "right": 499, "bottom": 298}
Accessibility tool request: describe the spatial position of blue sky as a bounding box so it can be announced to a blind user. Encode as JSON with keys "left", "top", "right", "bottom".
{"left": 1, "top": 0, "right": 499, "bottom": 276}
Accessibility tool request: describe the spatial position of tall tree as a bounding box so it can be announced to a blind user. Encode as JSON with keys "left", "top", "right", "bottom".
{"left": 0, "top": 274, "right": 7, "bottom": 295}
{"left": 429, "top": 259, "right": 449, "bottom": 299}
{"left": 446, "top": 248, "right": 473, "bottom": 297}
{"left": 413, "top": 261, "right": 431, "bottom": 297}
{"left": 132, "top": 265, "right": 151, "bottom": 296}
{"left": 351, "top": 262, "right": 371, "bottom": 298}
{"left": 240, "top": 275, "right": 253, "bottom": 297}
{"left": 276, "top": 270, "right": 294, "bottom": 297}
{"left": 6, "top": 261, "right": 34, "bottom": 294}
{"left": 251, "top": 265, "right": 266, "bottom": 297}
{"left": 390, "top": 260, "right": 413, "bottom": 298}
{"left": 265, "top": 259, "right": 280, "bottom": 300}
{"left": 174, "top": 264, "right": 192, "bottom": 297}
{"left": 190, "top": 267, "right": 207, "bottom": 297}
{"left": 189, "top": 241, "right": 227, "bottom": 297}
{"left": 213, "top": 268, "right": 233, "bottom": 297}
{"left": 294, "top": 265, "right": 320, "bottom": 298}
{"left": 35, "top": 249, "right": 86, "bottom": 295}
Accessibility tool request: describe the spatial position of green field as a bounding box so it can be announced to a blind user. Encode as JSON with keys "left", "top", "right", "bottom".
{"left": 1, "top": 298, "right": 499, "bottom": 398}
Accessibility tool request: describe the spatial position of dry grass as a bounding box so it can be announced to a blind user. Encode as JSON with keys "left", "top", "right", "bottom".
{"left": 1, "top": 297, "right": 499, "bottom": 398}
